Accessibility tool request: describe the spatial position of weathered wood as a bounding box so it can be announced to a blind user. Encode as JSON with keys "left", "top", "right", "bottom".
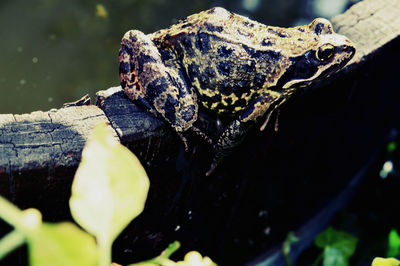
{"left": 0, "top": 106, "right": 113, "bottom": 169}
{"left": 332, "top": 0, "right": 400, "bottom": 66}
{"left": 0, "top": 106, "right": 116, "bottom": 215}
{"left": 1, "top": 0, "right": 400, "bottom": 264}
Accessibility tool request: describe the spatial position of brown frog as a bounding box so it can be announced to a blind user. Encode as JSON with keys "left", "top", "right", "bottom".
{"left": 119, "top": 7, "right": 355, "bottom": 175}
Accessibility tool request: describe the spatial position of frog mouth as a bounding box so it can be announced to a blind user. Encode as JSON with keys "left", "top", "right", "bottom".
{"left": 277, "top": 44, "right": 355, "bottom": 91}
{"left": 275, "top": 58, "right": 320, "bottom": 90}
{"left": 280, "top": 64, "right": 327, "bottom": 90}
{"left": 280, "top": 58, "right": 350, "bottom": 91}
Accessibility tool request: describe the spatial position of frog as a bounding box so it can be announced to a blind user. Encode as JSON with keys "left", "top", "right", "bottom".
{"left": 119, "top": 7, "right": 356, "bottom": 175}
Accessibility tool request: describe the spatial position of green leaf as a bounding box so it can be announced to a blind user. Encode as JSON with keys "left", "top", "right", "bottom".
{"left": 314, "top": 227, "right": 358, "bottom": 266}
{"left": 180, "top": 251, "right": 217, "bottom": 266}
{"left": 0, "top": 230, "right": 25, "bottom": 260}
{"left": 28, "top": 222, "right": 97, "bottom": 266}
{"left": 323, "top": 246, "right": 348, "bottom": 266}
{"left": 282, "top": 231, "right": 299, "bottom": 266}
{"left": 69, "top": 123, "right": 150, "bottom": 244}
{"left": 387, "top": 141, "right": 397, "bottom": 153}
{"left": 162, "top": 241, "right": 181, "bottom": 259}
{"left": 283, "top": 231, "right": 299, "bottom": 255}
{"left": 372, "top": 257, "right": 400, "bottom": 266}
{"left": 387, "top": 229, "right": 400, "bottom": 257}
{"left": 129, "top": 241, "right": 180, "bottom": 266}
{"left": 129, "top": 241, "right": 217, "bottom": 266}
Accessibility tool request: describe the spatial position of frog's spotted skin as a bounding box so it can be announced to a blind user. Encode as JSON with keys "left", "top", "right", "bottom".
{"left": 119, "top": 7, "right": 356, "bottom": 175}
{"left": 120, "top": 30, "right": 198, "bottom": 133}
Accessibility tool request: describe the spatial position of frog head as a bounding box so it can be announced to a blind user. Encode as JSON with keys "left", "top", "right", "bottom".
{"left": 276, "top": 18, "right": 356, "bottom": 92}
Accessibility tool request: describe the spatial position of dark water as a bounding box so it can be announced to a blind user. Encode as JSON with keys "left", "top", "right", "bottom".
{"left": 0, "top": 0, "right": 355, "bottom": 114}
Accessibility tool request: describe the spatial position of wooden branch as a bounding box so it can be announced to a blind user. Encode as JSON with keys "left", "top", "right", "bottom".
{"left": 1, "top": 0, "right": 400, "bottom": 263}
{"left": 0, "top": 106, "right": 111, "bottom": 170}
{"left": 332, "top": 0, "right": 400, "bottom": 67}
{"left": 0, "top": 106, "right": 115, "bottom": 215}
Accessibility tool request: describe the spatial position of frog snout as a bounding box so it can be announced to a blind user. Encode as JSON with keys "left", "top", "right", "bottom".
{"left": 342, "top": 44, "right": 355, "bottom": 54}
{"left": 341, "top": 40, "right": 356, "bottom": 57}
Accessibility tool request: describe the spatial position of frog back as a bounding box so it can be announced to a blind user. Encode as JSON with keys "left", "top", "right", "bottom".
{"left": 149, "top": 7, "right": 300, "bottom": 115}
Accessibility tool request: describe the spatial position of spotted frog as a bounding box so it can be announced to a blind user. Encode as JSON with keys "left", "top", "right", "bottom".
{"left": 119, "top": 7, "right": 355, "bottom": 175}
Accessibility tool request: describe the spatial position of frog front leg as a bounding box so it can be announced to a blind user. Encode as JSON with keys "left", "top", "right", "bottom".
{"left": 119, "top": 30, "right": 200, "bottom": 149}
{"left": 206, "top": 90, "right": 283, "bottom": 176}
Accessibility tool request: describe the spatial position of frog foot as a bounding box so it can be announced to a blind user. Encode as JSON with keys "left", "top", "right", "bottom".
{"left": 205, "top": 157, "right": 219, "bottom": 176}
{"left": 177, "top": 132, "right": 190, "bottom": 152}
{"left": 260, "top": 108, "right": 280, "bottom": 132}
{"left": 190, "top": 126, "right": 214, "bottom": 145}
{"left": 178, "top": 126, "right": 213, "bottom": 153}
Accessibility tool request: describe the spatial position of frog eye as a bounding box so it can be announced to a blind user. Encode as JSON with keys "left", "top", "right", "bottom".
{"left": 316, "top": 44, "right": 335, "bottom": 61}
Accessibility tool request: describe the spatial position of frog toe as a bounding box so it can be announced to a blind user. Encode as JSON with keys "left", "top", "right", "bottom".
{"left": 190, "top": 126, "right": 214, "bottom": 145}
{"left": 177, "top": 132, "right": 190, "bottom": 152}
{"left": 205, "top": 159, "right": 219, "bottom": 176}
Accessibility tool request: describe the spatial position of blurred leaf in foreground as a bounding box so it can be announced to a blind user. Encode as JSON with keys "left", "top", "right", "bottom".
{"left": 69, "top": 123, "right": 150, "bottom": 264}
{"left": 314, "top": 227, "right": 358, "bottom": 266}
{"left": 372, "top": 257, "right": 400, "bottom": 266}
{"left": 29, "top": 222, "right": 97, "bottom": 266}
{"left": 387, "top": 229, "right": 400, "bottom": 258}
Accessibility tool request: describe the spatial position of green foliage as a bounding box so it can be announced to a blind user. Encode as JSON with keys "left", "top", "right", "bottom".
{"left": 387, "top": 229, "right": 400, "bottom": 258}
{"left": 372, "top": 257, "right": 400, "bottom": 266}
{"left": 28, "top": 222, "right": 98, "bottom": 266}
{"left": 282, "top": 231, "right": 299, "bottom": 266}
{"left": 314, "top": 227, "right": 358, "bottom": 266}
{"left": 387, "top": 141, "right": 398, "bottom": 153}
{"left": 0, "top": 198, "right": 98, "bottom": 266}
{"left": 0, "top": 123, "right": 215, "bottom": 265}
{"left": 130, "top": 241, "right": 216, "bottom": 266}
{"left": 70, "top": 123, "right": 150, "bottom": 265}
